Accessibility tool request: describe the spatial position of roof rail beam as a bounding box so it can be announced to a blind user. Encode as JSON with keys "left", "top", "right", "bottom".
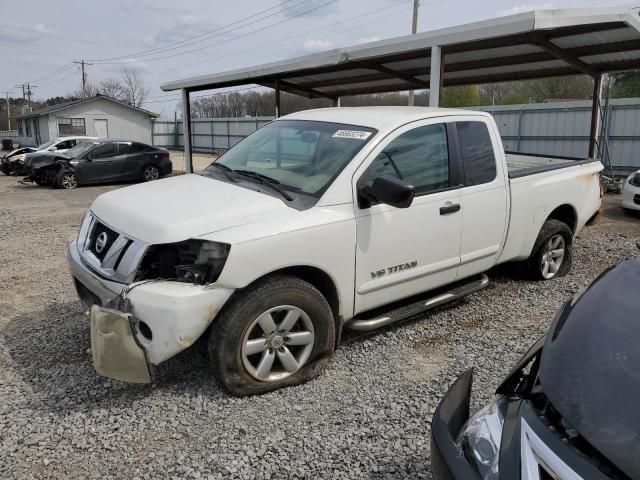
{"left": 265, "top": 79, "right": 336, "bottom": 100}
{"left": 528, "top": 32, "right": 599, "bottom": 78}
{"left": 369, "top": 64, "right": 430, "bottom": 89}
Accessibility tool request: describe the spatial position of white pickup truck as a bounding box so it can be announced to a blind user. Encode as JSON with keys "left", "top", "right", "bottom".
{"left": 68, "top": 107, "right": 602, "bottom": 395}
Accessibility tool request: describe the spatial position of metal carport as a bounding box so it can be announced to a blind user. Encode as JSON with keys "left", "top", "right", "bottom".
{"left": 161, "top": 7, "right": 640, "bottom": 174}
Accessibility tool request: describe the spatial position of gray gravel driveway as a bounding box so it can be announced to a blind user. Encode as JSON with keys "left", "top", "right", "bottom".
{"left": 1, "top": 175, "right": 639, "bottom": 479}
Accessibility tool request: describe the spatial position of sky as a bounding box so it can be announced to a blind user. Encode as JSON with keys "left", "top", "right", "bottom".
{"left": 0, "top": 0, "right": 636, "bottom": 118}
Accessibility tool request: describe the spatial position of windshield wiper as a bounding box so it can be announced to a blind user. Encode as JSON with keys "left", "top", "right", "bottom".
{"left": 232, "top": 169, "right": 293, "bottom": 201}
{"left": 209, "top": 163, "right": 237, "bottom": 183}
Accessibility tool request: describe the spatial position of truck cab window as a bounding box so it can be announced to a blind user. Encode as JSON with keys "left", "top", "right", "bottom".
{"left": 456, "top": 121, "right": 497, "bottom": 186}
{"left": 363, "top": 123, "right": 449, "bottom": 195}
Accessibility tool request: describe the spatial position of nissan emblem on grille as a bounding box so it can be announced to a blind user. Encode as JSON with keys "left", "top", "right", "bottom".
{"left": 95, "top": 232, "right": 109, "bottom": 254}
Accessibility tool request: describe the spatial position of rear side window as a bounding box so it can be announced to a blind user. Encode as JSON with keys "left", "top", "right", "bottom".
{"left": 456, "top": 121, "right": 496, "bottom": 186}
{"left": 91, "top": 143, "right": 116, "bottom": 159}
{"left": 363, "top": 124, "right": 449, "bottom": 195}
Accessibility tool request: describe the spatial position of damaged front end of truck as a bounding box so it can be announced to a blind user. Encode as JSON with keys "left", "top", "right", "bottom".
{"left": 69, "top": 211, "right": 235, "bottom": 383}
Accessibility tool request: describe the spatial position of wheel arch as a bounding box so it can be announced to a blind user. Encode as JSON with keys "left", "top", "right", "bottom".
{"left": 223, "top": 265, "right": 343, "bottom": 346}
{"left": 546, "top": 204, "right": 578, "bottom": 235}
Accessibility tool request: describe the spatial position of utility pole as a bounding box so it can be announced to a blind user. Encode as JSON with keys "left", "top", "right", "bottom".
{"left": 408, "top": 0, "right": 420, "bottom": 107}
{"left": 26, "top": 84, "right": 36, "bottom": 112}
{"left": 1, "top": 91, "right": 12, "bottom": 130}
{"left": 74, "top": 60, "right": 93, "bottom": 98}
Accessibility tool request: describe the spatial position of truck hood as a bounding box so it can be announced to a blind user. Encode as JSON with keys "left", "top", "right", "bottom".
{"left": 90, "top": 174, "right": 290, "bottom": 244}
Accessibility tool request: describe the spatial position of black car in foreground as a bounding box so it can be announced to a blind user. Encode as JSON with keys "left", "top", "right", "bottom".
{"left": 22, "top": 140, "right": 172, "bottom": 189}
{"left": 432, "top": 257, "right": 640, "bottom": 480}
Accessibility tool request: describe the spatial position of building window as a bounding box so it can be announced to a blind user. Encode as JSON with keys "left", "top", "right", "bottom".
{"left": 25, "top": 119, "right": 31, "bottom": 136}
{"left": 58, "top": 117, "right": 86, "bottom": 136}
{"left": 17, "top": 119, "right": 23, "bottom": 136}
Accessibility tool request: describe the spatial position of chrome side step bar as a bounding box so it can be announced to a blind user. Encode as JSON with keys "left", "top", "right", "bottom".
{"left": 346, "top": 274, "right": 489, "bottom": 332}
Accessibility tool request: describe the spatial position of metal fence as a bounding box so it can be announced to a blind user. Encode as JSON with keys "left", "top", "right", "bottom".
{"left": 152, "top": 117, "right": 273, "bottom": 154}
{"left": 0, "top": 130, "right": 18, "bottom": 140}
{"left": 475, "top": 97, "right": 640, "bottom": 175}
{"left": 154, "top": 99, "right": 640, "bottom": 175}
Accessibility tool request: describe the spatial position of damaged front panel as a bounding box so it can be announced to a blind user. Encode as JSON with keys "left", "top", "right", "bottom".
{"left": 90, "top": 305, "right": 151, "bottom": 384}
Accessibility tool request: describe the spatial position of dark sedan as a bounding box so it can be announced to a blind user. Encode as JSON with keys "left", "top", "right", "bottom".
{"left": 23, "top": 140, "right": 173, "bottom": 189}
{"left": 431, "top": 257, "right": 640, "bottom": 480}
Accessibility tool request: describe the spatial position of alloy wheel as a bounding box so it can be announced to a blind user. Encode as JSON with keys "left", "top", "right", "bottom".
{"left": 144, "top": 166, "right": 159, "bottom": 181}
{"left": 241, "top": 305, "right": 315, "bottom": 382}
{"left": 61, "top": 173, "right": 78, "bottom": 189}
{"left": 540, "top": 234, "right": 565, "bottom": 279}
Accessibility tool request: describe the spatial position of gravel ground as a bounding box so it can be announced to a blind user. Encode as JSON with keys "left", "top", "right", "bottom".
{"left": 1, "top": 175, "right": 639, "bottom": 479}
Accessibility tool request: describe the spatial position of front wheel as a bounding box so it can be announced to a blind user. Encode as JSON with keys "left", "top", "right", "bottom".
{"left": 527, "top": 219, "right": 572, "bottom": 280}
{"left": 56, "top": 171, "right": 78, "bottom": 190}
{"left": 209, "top": 275, "right": 335, "bottom": 396}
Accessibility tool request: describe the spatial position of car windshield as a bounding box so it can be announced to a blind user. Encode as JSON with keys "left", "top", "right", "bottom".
{"left": 37, "top": 140, "right": 55, "bottom": 149}
{"left": 538, "top": 258, "right": 640, "bottom": 479}
{"left": 65, "top": 142, "right": 97, "bottom": 159}
{"left": 208, "top": 120, "right": 377, "bottom": 197}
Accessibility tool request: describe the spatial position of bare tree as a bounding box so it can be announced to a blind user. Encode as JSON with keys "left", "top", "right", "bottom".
{"left": 99, "top": 78, "right": 125, "bottom": 101}
{"left": 120, "top": 69, "right": 149, "bottom": 107}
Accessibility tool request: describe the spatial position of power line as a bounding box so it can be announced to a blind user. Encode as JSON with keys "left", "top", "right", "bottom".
{"left": 92, "top": 0, "right": 339, "bottom": 65}
{"left": 37, "top": 67, "right": 80, "bottom": 87}
{"left": 88, "top": 0, "right": 311, "bottom": 62}
{"left": 144, "top": 1, "right": 415, "bottom": 103}
{"left": 22, "top": 63, "right": 75, "bottom": 85}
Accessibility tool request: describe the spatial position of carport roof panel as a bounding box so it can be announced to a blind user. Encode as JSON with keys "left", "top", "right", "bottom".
{"left": 161, "top": 7, "right": 640, "bottom": 97}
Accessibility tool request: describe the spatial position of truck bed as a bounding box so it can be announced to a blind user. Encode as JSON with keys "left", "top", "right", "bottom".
{"left": 506, "top": 152, "right": 599, "bottom": 179}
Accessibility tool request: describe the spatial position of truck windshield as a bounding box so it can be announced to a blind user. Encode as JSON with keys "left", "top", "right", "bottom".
{"left": 209, "top": 120, "right": 376, "bottom": 197}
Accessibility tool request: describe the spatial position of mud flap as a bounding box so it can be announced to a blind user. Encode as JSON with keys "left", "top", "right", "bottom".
{"left": 90, "top": 305, "right": 151, "bottom": 384}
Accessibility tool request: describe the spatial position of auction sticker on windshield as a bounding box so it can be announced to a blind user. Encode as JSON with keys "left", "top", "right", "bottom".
{"left": 332, "top": 130, "right": 372, "bottom": 140}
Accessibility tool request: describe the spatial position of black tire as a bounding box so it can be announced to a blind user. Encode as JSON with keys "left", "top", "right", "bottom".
{"left": 56, "top": 170, "right": 78, "bottom": 190}
{"left": 209, "top": 275, "right": 336, "bottom": 396}
{"left": 526, "top": 219, "right": 573, "bottom": 281}
{"left": 141, "top": 164, "right": 160, "bottom": 182}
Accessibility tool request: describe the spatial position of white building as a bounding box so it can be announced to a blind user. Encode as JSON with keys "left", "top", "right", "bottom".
{"left": 14, "top": 95, "right": 159, "bottom": 147}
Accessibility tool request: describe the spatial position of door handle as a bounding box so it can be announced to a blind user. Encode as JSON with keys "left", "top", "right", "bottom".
{"left": 440, "top": 203, "right": 461, "bottom": 215}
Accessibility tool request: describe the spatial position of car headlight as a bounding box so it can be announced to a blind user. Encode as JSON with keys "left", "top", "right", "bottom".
{"left": 457, "top": 397, "right": 507, "bottom": 480}
{"left": 136, "top": 239, "right": 230, "bottom": 285}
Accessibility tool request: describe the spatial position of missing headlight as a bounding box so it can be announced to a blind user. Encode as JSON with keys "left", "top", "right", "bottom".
{"left": 136, "top": 240, "right": 230, "bottom": 285}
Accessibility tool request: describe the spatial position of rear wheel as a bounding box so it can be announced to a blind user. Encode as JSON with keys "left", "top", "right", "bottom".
{"left": 56, "top": 171, "right": 78, "bottom": 190}
{"left": 527, "top": 219, "right": 572, "bottom": 280}
{"left": 209, "top": 275, "right": 335, "bottom": 396}
{"left": 142, "top": 165, "right": 160, "bottom": 182}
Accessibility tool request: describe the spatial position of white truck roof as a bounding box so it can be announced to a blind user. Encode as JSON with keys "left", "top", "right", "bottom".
{"left": 281, "top": 106, "right": 490, "bottom": 131}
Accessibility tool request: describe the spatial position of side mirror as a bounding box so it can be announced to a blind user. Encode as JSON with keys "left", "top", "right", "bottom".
{"left": 358, "top": 175, "right": 415, "bottom": 209}
{"left": 48, "top": 147, "right": 56, "bottom": 151}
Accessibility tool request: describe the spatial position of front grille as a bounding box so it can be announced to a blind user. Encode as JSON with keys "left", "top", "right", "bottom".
{"left": 634, "top": 194, "right": 640, "bottom": 205}
{"left": 89, "top": 221, "right": 118, "bottom": 261}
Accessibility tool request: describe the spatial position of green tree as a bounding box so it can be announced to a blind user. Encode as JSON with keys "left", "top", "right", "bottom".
{"left": 441, "top": 85, "right": 482, "bottom": 107}
{"left": 610, "top": 71, "right": 640, "bottom": 98}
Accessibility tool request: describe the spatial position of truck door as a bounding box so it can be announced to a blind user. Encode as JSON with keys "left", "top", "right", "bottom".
{"left": 353, "top": 120, "right": 464, "bottom": 315}
{"left": 453, "top": 119, "right": 509, "bottom": 279}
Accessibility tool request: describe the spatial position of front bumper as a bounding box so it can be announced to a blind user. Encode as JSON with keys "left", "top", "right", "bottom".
{"left": 91, "top": 305, "right": 151, "bottom": 383}
{"left": 430, "top": 369, "right": 480, "bottom": 479}
{"left": 68, "top": 240, "right": 235, "bottom": 381}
